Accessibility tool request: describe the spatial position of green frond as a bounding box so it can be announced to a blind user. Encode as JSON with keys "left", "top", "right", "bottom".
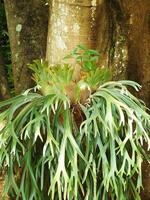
{"left": 0, "top": 47, "right": 150, "bottom": 200}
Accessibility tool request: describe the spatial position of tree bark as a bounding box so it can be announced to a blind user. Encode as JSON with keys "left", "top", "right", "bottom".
{"left": 102, "top": 1, "right": 150, "bottom": 198}
{"left": 126, "top": 1, "right": 150, "bottom": 107}
{"left": 4, "top": 0, "right": 49, "bottom": 94}
{"left": 106, "top": 0, "right": 128, "bottom": 79}
{"left": 114, "top": 1, "right": 150, "bottom": 199}
{"left": 46, "top": 0, "right": 103, "bottom": 65}
{"left": 0, "top": 49, "right": 10, "bottom": 100}
{"left": 125, "top": 1, "right": 150, "bottom": 199}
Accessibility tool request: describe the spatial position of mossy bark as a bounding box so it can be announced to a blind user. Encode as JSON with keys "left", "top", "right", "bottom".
{"left": 4, "top": 0, "right": 49, "bottom": 94}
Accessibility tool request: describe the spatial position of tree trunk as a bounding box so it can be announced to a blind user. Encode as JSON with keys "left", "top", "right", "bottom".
{"left": 114, "top": 1, "right": 150, "bottom": 199}
{"left": 125, "top": 1, "right": 150, "bottom": 199}
{"left": 105, "top": 0, "right": 128, "bottom": 79}
{"left": 99, "top": 1, "right": 150, "bottom": 198}
{"left": 4, "top": 0, "right": 48, "bottom": 94}
{"left": 125, "top": 0, "right": 150, "bottom": 107}
{"left": 46, "top": 0, "right": 102, "bottom": 65}
{"left": 0, "top": 50, "right": 10, "bottom": 100}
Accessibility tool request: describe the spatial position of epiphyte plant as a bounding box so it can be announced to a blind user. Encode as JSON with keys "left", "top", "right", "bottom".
{"left": 0, "top": 45, "right": 150, "bottom": 200}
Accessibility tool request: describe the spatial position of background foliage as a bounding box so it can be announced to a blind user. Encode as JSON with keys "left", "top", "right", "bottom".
{"left": 0, "top": 0, "right": 14, "bottom": 95}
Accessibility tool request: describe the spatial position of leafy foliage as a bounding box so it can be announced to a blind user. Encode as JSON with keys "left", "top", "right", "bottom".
{"left": 29, "top": 46, "right": 111, "bottom": 102}
{"left": 0, "top": 47, "right": 150, "bottom": 200}
{"left": 29, "top": 60, "right": 74, "bottom": 97}
{"left": 64, "top": 44, "right": 100, "bottom": 72}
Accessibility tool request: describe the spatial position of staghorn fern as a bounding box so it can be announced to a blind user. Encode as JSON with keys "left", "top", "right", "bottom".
{"left": 0, "top": 47, "right": 150, "bottom": 200}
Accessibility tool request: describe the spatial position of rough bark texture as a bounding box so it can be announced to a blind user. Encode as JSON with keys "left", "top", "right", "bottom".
{"left": 106, "top": 0, "right": 128, "bottom": 79}
{"left": 4, "top": 0, "right": 48, "bottom": 94}
{"left": 125, "top": 0, "right": 150, "bottom": 107}
{"left": 92, "top": 0, "right": 128, "bottom": 78}
{"left": 109, "top": 0, "right": 150, "bottom": 103}
{"left": 124, "top": 1, "right": 150, "bottom": 199}
{"left": 0, "top": 50, "right": 10, "bottom": 100}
